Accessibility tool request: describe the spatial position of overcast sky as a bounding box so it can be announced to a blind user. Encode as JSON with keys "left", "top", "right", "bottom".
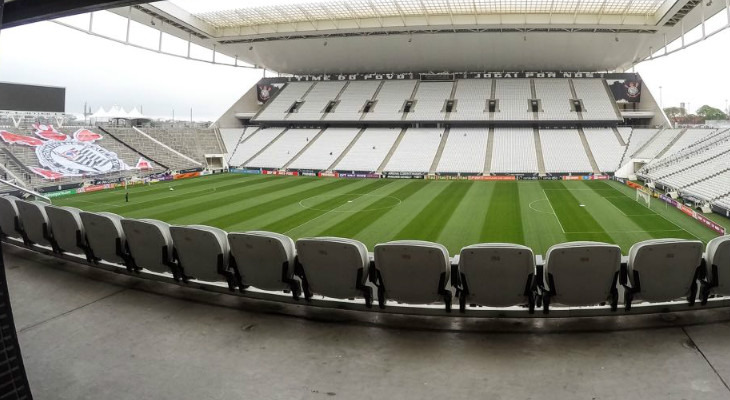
{"left": 0, "top": 8, "right": 728, "bottom": 121}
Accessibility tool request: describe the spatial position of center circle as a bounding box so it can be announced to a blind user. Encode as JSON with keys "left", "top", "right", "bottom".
{"left": 299, "top": 194, "right": 402, "bottom": 212}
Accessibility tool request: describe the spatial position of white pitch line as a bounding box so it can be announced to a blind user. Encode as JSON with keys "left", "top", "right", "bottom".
{"left": 283, "top": 193, "right": 372, "bottom": 235}
{"left": 541, "top": 189, "right": 566, "bottom": 234}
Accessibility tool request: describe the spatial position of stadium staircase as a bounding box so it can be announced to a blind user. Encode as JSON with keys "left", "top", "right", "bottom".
{"left": 482, "top": 127, "right": 495, "bottom": 175}
{"left": 0, "top": 149, "right": 31, "bottom": 186}
{"left": 376, "top": 127, "right": 408, "bottom": 173}
{"left": 0, "top": 157, "right": 27, "bottom": 187}
{"left": 489, "top": 80, "right": 497, "bottom": 121}
{"left": 612, "top": 127, "right": 627, "bottom": 146}
{"left": 327, "top": 127, "right": 366, "bottom": 170}
{"left": 401, "top": 81, "right": 421, "bottom": 121}
{"left": 529, "top": 80, "right": 539, "bottom": 121}
{"left": 655, "top": 128, "right": 688, "bottom": 159}
{"left": 567, "top": 79, "right": 584, "bottom": 121}
{"left": 359, "top": 81, "right": 385, "bottom": 121}
{"left": 97, "top": 127, "right": 171, "bottom": 170}
{"left": 445, "top": 80, "right": 459, "bottom": 121}
{"left": 283, "top": 127, "right": 327, "bottom": 169}
{"left": 242, "top": 128, "right": 289, "bottom": 166}
{"left": 284, "top": 82, "right": 318, "bottom": 121}
{"left": 577, "top": 127, "right": 601, "bottom": 173}
{"left": 532, "top": 128, "right": 547, "bottom": 176}
{"left": 428, "top": 128, "right": 451, "bottom": 174}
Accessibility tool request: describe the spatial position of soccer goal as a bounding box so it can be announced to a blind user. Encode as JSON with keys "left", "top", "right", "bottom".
{"left": 636, "top": 188, "right": 651, "bottom": 209}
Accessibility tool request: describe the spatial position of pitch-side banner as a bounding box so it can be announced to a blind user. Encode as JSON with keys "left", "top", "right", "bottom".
{"left": 659, "top": 195, "right": 726, "bottom": 235}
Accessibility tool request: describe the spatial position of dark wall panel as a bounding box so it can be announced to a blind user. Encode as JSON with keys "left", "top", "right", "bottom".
{"left": 0, "top": 83, "right": 65, "bottom": 113}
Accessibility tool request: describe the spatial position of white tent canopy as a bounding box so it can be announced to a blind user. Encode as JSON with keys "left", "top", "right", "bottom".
{"left": 91, "top": 105, "right": 151, "bottom": 122}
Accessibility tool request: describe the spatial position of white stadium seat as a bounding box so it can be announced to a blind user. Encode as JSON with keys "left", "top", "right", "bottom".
{"left": 702, "top": 236, "right": 730, "bottom": 300}
{"left": 542, "top": 242, "right": 622, "bottom": 311}
{"left": 627, "top": 239, "right": 704, "bottom": 306}
{"left": 228, "top": 231, "right": 298, "bottom": 294}
{"left": 373, "top": 240, "right": 454, "bottom": 309}
{"left": 15, "top": 199, "right": 53, "bottom": 248}
{"left": 296, "top": 237, "right": 371, "bottom": 304}
{"left": 457, "top": 243, "right": 536, "bottom": 311}
{"left": 170, "top": 225, "right": 234, "bottom": 286}
{"left": 80, "top": 211, "right": 129, "bottom": 267}
{"left": 46, "top": 205, "right": 88, "bottom": 257}
{"left": 0, "top": 195, "right": 24, "bottom": 241}
{"left": 121, "top": 218, "right": 178, "bottom": 279}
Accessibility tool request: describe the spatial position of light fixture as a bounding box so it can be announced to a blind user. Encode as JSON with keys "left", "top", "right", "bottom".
{"left": 249, "top": 46, "right": 254, "bottom": 51}
{"left": 615, "top": 36, "right": 619, "bottom": 42}
{"left": 323, "top": 40, "right": 328, "bottom": 46}
{"left": 150, "top": 18, "right": 156, "bottom": 26}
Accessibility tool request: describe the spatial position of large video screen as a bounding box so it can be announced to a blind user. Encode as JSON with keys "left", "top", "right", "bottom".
{"left": 0, "top": 83, "right": 66, "bottom": 112}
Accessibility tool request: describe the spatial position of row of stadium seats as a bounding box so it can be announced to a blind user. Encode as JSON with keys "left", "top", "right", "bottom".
{"left": 253, "top": 79, "right": 620, "bottom": 122}
{"left": 2, "top": 194, "right": 729, "bottom": 313}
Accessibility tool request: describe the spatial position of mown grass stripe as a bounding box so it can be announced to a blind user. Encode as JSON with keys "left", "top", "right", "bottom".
{"left": 202, "top": 178, "right": 361, "bottom": 229}
{"left": 480, "top": 181, "right": 524, "bottom": 244}
{"left": 260, "top": 179, "right": 392, "bottom": 233}
{"left": 540, "top": 180, "right": 612, "bottom": 243}
{"left": 393, "top": 181, "right": 473, "bottom": 241}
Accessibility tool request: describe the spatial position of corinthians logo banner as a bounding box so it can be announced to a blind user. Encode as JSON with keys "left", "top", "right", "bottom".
{"left": 0, "top": 124, "right": 147, "bottom": 180}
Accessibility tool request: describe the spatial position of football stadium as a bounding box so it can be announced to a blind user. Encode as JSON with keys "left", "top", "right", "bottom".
{"left": 2, "top": 0, "right": 730, "bottom": 398}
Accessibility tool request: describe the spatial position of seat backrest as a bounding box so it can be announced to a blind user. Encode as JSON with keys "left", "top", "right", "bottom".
{"left": 705, "top": 236, "right": 730, "bottom": 295}
{"left": 121, "top": 218, "right": 174, "bottom": 275}
{"left": 228, "top": 231, "right": 295, "bottom": 291}
{"left": 80, "top": 211, "right": 126, "bottom": 264}
{"left": 46, "top": 205, "right": 85, "bottom": 254}
{"left": 0, "top": 196, "right": 23, "bottom": 239}
{"left": 15, "top": 200, "right": 51, "bottom": 246}
{"left": 544, "top": 241, "right": 621, "bottom": 306}
{"left": 296, "top": 237, "right": 369, "bottom": 299}
{"left": 628, "top": 239, "right": 704, "bottom": 302}
{"left": 374, "top": 240, "right": 450, "bottom": 304}
{"left": 170, "top": 225, "right": 229, "bottom": 282}
{"left": 459, "top": 243, "right": 535, "bottom": 307}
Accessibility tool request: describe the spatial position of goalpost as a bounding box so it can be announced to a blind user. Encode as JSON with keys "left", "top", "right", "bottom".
{"left": 636, "top": 188, "right": 652, "bottom": 209}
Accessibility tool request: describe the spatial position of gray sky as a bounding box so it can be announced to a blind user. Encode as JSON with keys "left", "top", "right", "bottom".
{"left": 0, "top": 9, "right": 728, "bottom": 121}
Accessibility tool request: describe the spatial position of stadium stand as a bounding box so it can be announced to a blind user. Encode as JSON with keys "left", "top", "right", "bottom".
{"left": 287, "top": 127, "right": 361, "bottom": 171}
{"left": 617, "top": 127, "right": 632, "bottom": 143}
{"left": 102, "top": 127, "right": 200, "bottom": 170}
{"left": 583, "top": 128, "right": 626, "bottom": 173}
{"left": 382, "top": 128, "right": 444, "bottom": 173}
{"left": 291, "top": 81, "right": 347, "bottom": 121}
{"left": 246, "top": 128, "right": 322, "bottom": 169}
{"left": 492, "top": 79, "right": 533, "bottom": 121}
{"left": 659, "top": 129, "right": 715, "bottom": 158}
{"left": 228, "top": 127, "right": 285, "bottom": 167}
{"left": 220, "top": 128, "right": 245, "bottom": 155}
{"left": 324, "top": 81, "right": 381, "bottom": 121}
{"left": 622, "top": 128, "right": 660, "bottom": 162}
{"left": 254, "top": 82, "right": 313, "bottom": 121}
{"left": 142, "top": 128, "right": 225, "bottom": 164}
{"left": 633, "top": 128, "right": 684, "bottom": 159}
{"left": 406, "top": 82, "right": 453, "bottom": 121}
{"left": 490, "top": 128, "right": 538, "bottom": 174}
{"left": 534, "top": 79, "right": 577, "bottom": 121}
{"left": 540, "top": 129, "right": 593, "bottom": 173}
{"left": 571, "top": 79, "right": 621, "bottom": 121}
{"left": 435, "top": 127, "right": 488, "bottom": 174}
{"left": 333, "top": 127, "right": 401, "bottom": 172}
{"left": 364, "top": 80, "right": 418, "bottom": 121}
{"left": 449, "top": 80, "right": 491, "bottom": 121}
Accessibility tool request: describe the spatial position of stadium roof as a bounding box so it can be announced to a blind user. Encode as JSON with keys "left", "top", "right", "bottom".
{"left": 92, "top": 1, "right": 730, "bottom": 73}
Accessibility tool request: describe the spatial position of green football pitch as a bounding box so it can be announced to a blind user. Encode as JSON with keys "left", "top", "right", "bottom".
{"left": 53, "top": 173, "right": 730, "bottom": 255}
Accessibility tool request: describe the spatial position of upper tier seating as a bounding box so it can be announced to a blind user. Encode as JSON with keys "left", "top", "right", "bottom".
{"left": 572, "top": 79, "right": 620, "bottom": 120}
{"left": 382, "top": 128, "right": 443, "bottom": 173}
{"left": 364, "top": 80, "right": 417, "bottom": 121}
{"left": 325, "top": 81, "right": 381, "bottom": 121}
{"left": 246, "top": 128, "right": 321, "bottom": 169}
{"left": 435, "top": 127, "right": 488, "bottom": 174}
{"left": 534, "top": 79, "right": 577, "bottom": 121}
{"left": 406, "top": 82, "right": 453, "bottom": 121}
{"left": 288, "top": 128, "right": 361, "bottom": 171}
{"left": 490, "top": 128, "right": 538, "bottom": 173}
{"left": 333, "top": 128, "right": 401, "bottom": 172}
{"left": 291, "top": 81, "right": 347, "bottom": 121}
{"left": 255, "top": 82, "right": 313, "bottom": 121}
{"left": 540, "top": 129, "right": 593, "bottom": 173}
{"left": 583, "top": 128, "right": 625, "bottom": 173}
{"left": 494, "top": 79, "right": 533, "bottom": 121}
{"left": 449, "top": 79, "right": 491, "bottom": 121}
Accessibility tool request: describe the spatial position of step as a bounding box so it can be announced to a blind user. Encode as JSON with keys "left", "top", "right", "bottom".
{"left": 401, "top": 81, "right": 421, "bottom": 121}
{"left": 227, "top": 127, "right": 259, "bottom": 165}
{"left": 445, "top": 80, "right": 459, "bottom": 121}
{"left": 376, "top": 127, "right": 408, "bottom": 173}
{"left": 533, "top": 128, "right": 547, "bottom": 176}
{"left": 612, "top": 127, "right": 627, "bottom": 146}
{"left": 489, "top": 79, "right": 496, "bottom": 121}
{"left": 483, "top": 127, "right": 495, "bottom": 175}
{"left": 359, "top": 81, "right": 385, "bottom": 121}
{"left": 242, "top": 128, "right": 289, "bottom": 167}
{"left": 320, "top": 81, "right": 351, "bottom": 121}
{"left": 285, "top": 82, "right": 318, "bottom": 120}
{"left": 328, "top": 127, "right": 367, "bottom": 170}
{"left": 577, "top": 127, "right": 601, "bottom": 174}
{"left": 282, "top": 127, "right": 328, "bottom": 169}
{"left": 428, "top": 128, "right": 450, "bottom": 174}
{"left": 567, "top": 79, "right": 584, "bottom": 121}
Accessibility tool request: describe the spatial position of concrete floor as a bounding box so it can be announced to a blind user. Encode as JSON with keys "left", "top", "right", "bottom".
{"left": 6, "top": 244, "right": 730, "bottom": 400}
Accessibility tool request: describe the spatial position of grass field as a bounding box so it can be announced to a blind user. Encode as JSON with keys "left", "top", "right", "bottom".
{"left": 53, "top": 174, "right": 730, "bottom": 255}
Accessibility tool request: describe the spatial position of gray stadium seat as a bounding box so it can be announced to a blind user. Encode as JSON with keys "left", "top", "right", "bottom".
{"left": 457, "top": 243, "right": 536, "bottom": 312}
{"left": 121, "top": 218, "right": 180, "bottom": 280}
{"left": 700, "top": 235, "right": 730, "bottom": 302}
{"left": 296, "top": 237, "right": 371, "bottom": 305}
{"left": 0, "top": 195, "right": 24, "bottom": 241}
{"left": 627, "top": 239, "right": 704, "bottom": 306}
{"left": 373, "top": 240, "right": 454, "bottom": 310}
{"left": 228, "top": 231, "right": 298, "bottom": 295}
{"left": 80, "top": 211, "right": 130, "bottom": 268}
{"left": 542, "top": 241, "right": 622, "bottom": 312}
{"left": 46, "top": 205, "right": 90, "bottom": 257}
{"left": 170, "top": 225, "right": 236, "bottom": 288}
{"left": 15, "top": 199, "right": 55, "bottom": 250}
